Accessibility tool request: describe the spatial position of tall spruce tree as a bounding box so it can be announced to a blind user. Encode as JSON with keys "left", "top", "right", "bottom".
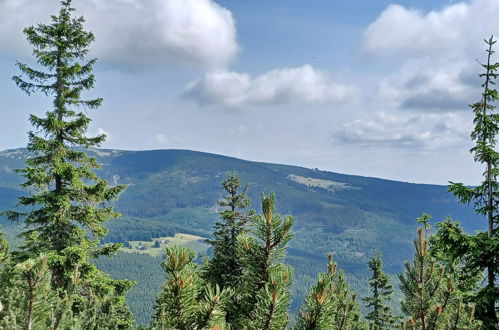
{"left": 295, "top": 254, "right": 367, "bottom": 330}
{"left": 363, "top": 255, "right": 397, "bottom": 329}
{"left": 204, "top": 172, "right": 255, "bottom": 290}
{"left": 436, "top": 36, "right": 499, "bottom": 328}
{"left": 4, "top": 0, "right": 133, "bottom": 327}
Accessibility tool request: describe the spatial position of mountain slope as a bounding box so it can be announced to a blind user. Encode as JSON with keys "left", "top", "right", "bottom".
{"left": 0, "top": 148, "right": 483, "bottom": 323}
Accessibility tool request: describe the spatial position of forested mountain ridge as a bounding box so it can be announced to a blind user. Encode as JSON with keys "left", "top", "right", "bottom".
{"left": 0, "top": 147, "right": 483, "bottom": 270}
{"left": 0, "top": 147, "right": 484, "bottom": 325}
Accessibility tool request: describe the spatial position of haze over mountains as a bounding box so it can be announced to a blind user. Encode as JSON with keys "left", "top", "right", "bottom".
{"left": 0, "top": 147, "right": 484, "bottom": 323}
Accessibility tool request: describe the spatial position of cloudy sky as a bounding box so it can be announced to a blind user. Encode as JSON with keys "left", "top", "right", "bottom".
{"left": 0, "top": 0, "right": 497, "bottom": 184}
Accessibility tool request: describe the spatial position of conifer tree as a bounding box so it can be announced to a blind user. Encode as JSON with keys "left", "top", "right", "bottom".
{"left": 436, "top": 36, "right": 499, "bottom": 328}
{"left": 204, "top": 173, "right": 255, "bottom": 290}
{"left": 363, "top": 255, "right": 397, "bottom": 329}
{"left": 234, "top": 192, "right": 294, "bottom": 329}
{"left": 3, "top": 0, "right": 134, "bottom": 326}
{"left": 399, "top": 221, "right": 481, "bottom": 330}
{"left": 7, "top": 0, "right": 125, "bottom": 289}
{"left": 150, "top": 245, "right": 226, "bottom": 330}
{"left": 295, "top": 254, "right": 367, "bottom": 330}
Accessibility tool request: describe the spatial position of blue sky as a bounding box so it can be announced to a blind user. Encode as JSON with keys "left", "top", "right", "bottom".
{"left": 0, "top": 0, "right": 495, "bottom": 184}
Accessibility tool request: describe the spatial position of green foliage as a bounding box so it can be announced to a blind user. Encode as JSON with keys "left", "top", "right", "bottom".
{"left": 0, "top": 232, "right": 8, "bottom": 265}
{"left": 0, "top": 252, "right": 135, "bottom": 329}
{"left": 150, "top": 245, "right": 226, "bottom": 330}
{"left": 399, "top": 224, "right": 481, "bottom": 329}
{"left": 1, "top": 0, "right": 134, "bottom": 327}
{"left": 295, "top": 254, "right": 367, "bottom": 330}
{"left": 7, "top": 0, "right": 126, "bottom": 289}
{"left": 0, "top": 255, "right": 65, "bottom": 329}
{"left": 94, "top": 252, "right": 165, "bottom": 326}
{"left": 442, "top": 36, "right": 499, "bottom": 328}
{"left": 363, "top": 255, "right": 397, "bottom": 329}
{"left": 0, "top": 146, "right": 483, "bottom": 320}
{"left": 231, "top": 193, "right": 294, "bottom": 328}
{"left": 204, "top": 173, "right": 255, "bottom": 290}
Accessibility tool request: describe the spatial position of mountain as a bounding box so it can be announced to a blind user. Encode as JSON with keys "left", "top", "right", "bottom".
{"left": 0, "top": 148, "right": 484, "bottom": 324}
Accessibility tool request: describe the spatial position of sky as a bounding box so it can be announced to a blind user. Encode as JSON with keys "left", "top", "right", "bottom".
{"left": 0, "top": 0, "right": 497, "bottom": 185}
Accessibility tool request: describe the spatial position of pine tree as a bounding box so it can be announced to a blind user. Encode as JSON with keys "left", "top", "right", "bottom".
{"left": 234, "top": 192, "right": 294, "bottom": 329}
{"left": 294, "top": 254, "right": 367, "bottom": 330}
{"left": 3, "top": 0, "right": 134, "bottom": 327}
{"left": 204, "top": 173, "right": 255, "bottom": 290}
{"left": 150, "top": 245, "right": 226, "bottom": 330}
{"left": 399, "top": 221, "right": 481, "bottom": 330}
{"left": 436, "top": 36, "right": 499, "bottom": 328}
{"left": 363, "top": 255, "right": 397, "bottom": 329}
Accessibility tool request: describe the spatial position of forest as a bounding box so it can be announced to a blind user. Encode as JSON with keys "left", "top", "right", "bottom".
{"left": 0, "top": 1, "right": 498, "bottom": 329}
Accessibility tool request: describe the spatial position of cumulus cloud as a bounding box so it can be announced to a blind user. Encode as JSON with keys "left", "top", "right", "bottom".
{"left": 362, "top": 0, "right": 499, "bottom": 55}
{"left": 183, "top": 65, "right": 356, "bottom": 108}
{"left": 0, "top": 0, "right": 238, "bottom": 68}
{"left": 376, "top": 59, "right": 480, "bottom": 112}
{"left": 334, "top": 112, "right": 471, "bottom": 149}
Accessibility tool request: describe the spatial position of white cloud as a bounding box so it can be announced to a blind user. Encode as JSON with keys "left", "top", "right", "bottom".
{"left": 334, "top": 112, "right": 471, "bottom": 149}
{"left": 183, "top": 65, "right": 357, "bottom": 108}
{"left": 0, "top": 0, "right": 238, "bottom": 68}
{"left": 375, "top": 59, "right": 480, "bottom": 112}
{"left": 362, "top": 0, "right": 499, "bottom": 55}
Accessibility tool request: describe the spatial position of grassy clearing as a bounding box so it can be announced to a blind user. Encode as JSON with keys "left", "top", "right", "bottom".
{"left": 288, "top": 174, "right": 358, "bottom": 191}
{"left": 121, "top": 233, "right": 209, "bottom": 257}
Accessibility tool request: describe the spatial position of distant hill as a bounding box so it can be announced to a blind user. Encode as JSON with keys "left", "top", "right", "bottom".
{"left": 0, "top": 148, "right": 484, "bottom": 324}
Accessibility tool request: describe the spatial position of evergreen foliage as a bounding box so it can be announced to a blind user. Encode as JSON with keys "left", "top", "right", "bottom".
{"left": 7, "top": 0, "right": 126, "bottom": 289}
{"left": 1, "top": 0, "right": 497, "bottom": 327}
{"left": 233, "top": 192, "right": 294, "bottom": 329}
{"left": 363, "top": 255, "right": 397, "bottom": 329}
{"left": 150, "top": 245, "right": 226, "bottom": 330}
{"left": 399, "top": 221, "right": 481, "bottom": 330}
{"left": 0, "top": 0, "right": 134, "bottom": 327}
{"left": 294, "top": 253, "right": 367, "bottom": 330}
{"left": 437, "top": 36, "right": 499, "bottom": 328}
{"left": 204, "top": 173, "right": 255, "bottom": 290}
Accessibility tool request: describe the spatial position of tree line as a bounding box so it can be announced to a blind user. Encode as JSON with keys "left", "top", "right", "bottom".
{"left": 0, "top": 1, "right": 497, "bottom": 329}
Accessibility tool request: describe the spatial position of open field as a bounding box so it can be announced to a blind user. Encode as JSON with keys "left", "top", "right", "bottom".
{"left": 121, "top": 233, "right": 209, "bottom": 257}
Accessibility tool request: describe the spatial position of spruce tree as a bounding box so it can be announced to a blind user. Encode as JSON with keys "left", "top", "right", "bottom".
{"left": 204, "top": 173, "right": 255, "bottom": 290}
{"left": 295, "top": 254, "right": 367, "bottom": 330}
{"left": 437, "top": 36, "right": 499, "bottom": 328}
{"left": 7, "top": 0, "right": 125, "bottom": 290}
{"left": 363, "top": 255, "right": 397, "bottom": 329}
{"left": 3, "top": 0, "right": 133, "bottom": 327}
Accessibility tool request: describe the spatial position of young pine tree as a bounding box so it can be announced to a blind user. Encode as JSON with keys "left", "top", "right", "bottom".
{"left": 399, "top": 221, "right": 481, "bottom": 330}
{"left": 4, "top": 0, "right": 133, "bottom": 326}
{"left": 150, "top": 245, "right": 226, "bottom": 330}
{"left": 204, "top": 173, "right": 255, "bottom": 290}
{"left": 436, "top": 36, "right": 499, "bottom": 328}
{"left": 363, "top": 255, "right": 397, "bottom": 329}
{"left": 234, "top": 193, "right": 294, "bottom": 329}
{"left": 295, "top": 254, "right": 367, "bottom": 330}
